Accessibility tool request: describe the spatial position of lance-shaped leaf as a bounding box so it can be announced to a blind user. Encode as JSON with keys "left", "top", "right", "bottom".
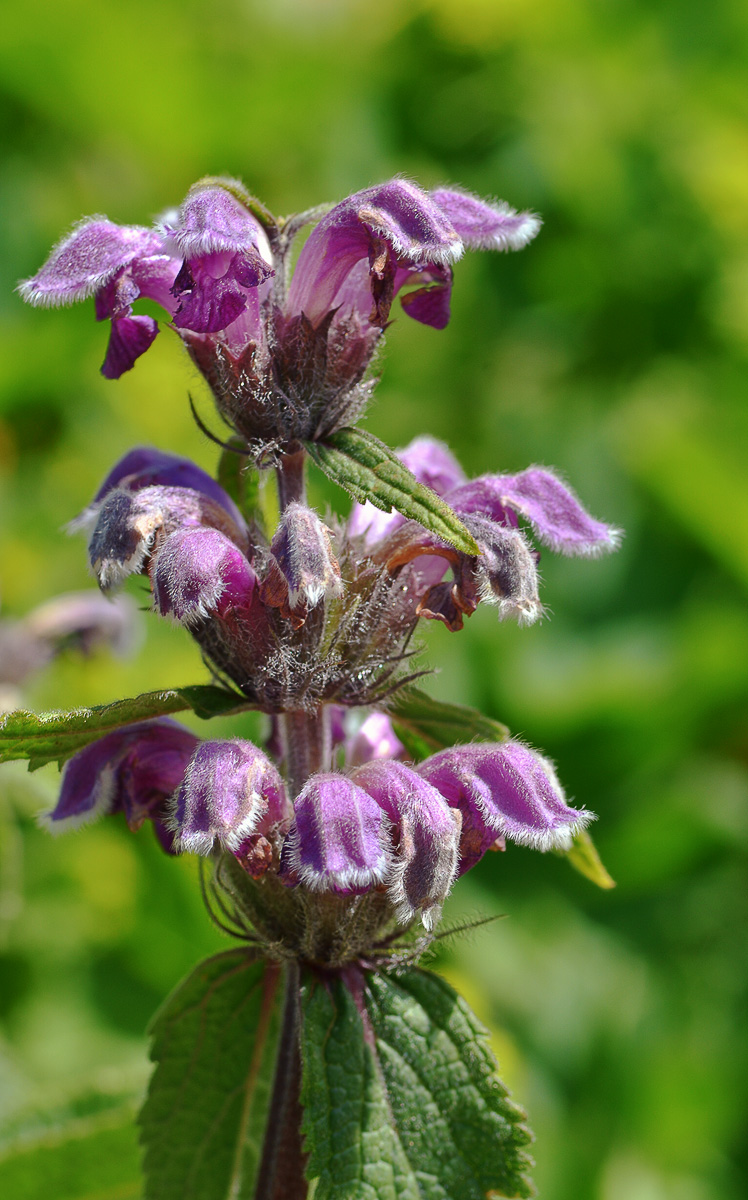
{"left": 387, "top": 685, "right": 510, "bottom": 760}
{"left": 305, "top": 427, "right": 480, "bottom": 555}
{"left": 0, "top": 684, "right": 250, "bottom": 770}
{"left": 301, "top": 967, "right": 534, "bottom": 1200}
{"left": 140, "top": 951, "right": 283, "bottom": 1200}
{"left": 559, "top": 828, "right": 616, "bottom": 889}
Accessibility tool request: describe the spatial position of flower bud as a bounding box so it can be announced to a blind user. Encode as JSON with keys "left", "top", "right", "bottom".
{"left": 419, "top": 740, "right": 594, "bottom": 871}
{"left": 260, "top": 503, "right": 342, "bottom": 623}
{"left": 152, "top": 528, "right": 256, "bottom": 625}
{"left": 172, "top": 740, "right": 288, "bottom": 855}
{"left": 352, "top": 760, "right": 461, "bottom": 928}
{"left": 281, "top": 773, "right": 390, "bottom": 895}
{"left": 44, "top": 720, "right": 198, "bottom": 845}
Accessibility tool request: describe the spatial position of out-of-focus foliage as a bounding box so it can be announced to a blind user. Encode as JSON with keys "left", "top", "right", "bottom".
{"left": 1, "top": 1, "right": 747, "bottom": 1197}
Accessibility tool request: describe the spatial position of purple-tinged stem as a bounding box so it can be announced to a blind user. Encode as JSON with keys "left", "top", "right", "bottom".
{"left": 276, "top": 445, "right": 307, "bottom": 510}
{"left": 254, "top": 961, "right": 308, "bottom": 1200}
{"left": 274, "top": 444, "right": 331, "bottom": 793}
{"left": 281, "top": 708, "right": 332, "bottom": 799}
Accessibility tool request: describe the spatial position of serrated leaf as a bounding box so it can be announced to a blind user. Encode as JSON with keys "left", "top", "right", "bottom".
{"left": 140, "top": 950, "right": 283, "bottom": 1200}
{"left": 0, "top": 1104, "right": 141, "bottom": 1200}
{"left": 388, "top": 686, "right": 510, "bottom": 760}
{"left": 0, "top": 684, "right": 250, "bottom": 769}
{"left": 301, "top": 973, "right": 420, "bottom": 1200}
{"left": 300, "top": 967, "right": 534, "bottom": 1200}
{"left": 305, "top": 427, "right": 480, "bottom": 555}
{"left": 562, "top": 828, "right": 616, "bottom": 889}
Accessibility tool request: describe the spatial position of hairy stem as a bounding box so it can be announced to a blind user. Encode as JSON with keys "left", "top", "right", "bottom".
{"left": 275, "top": 443, "right": 332, "bottom": 795}
{"left": 254, "top": 962, "right": 307, "bottom": 1200}
{"left": 276, "top": 444, "right": 307, "bottom": 510}
{"left": 280, "top": 707, "right": 331, "bottom": 798}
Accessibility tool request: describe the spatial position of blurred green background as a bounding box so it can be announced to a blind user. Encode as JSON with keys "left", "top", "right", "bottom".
{"left": 1, "top": 0, "right": 747, "bottom": 1196}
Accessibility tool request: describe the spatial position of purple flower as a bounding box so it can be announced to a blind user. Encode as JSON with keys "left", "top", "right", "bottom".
{"left": 287, "top": 180, "right": 539, "bottom": 332}
{"left": 163, "top": 179, "right": 274, "bottom": 339}
{"left": 446, "top": 467, "right": 623, "bottom": 557}
{"left": 281, "top": 773, "right": 391, "bottom": 895}
{"left": 171, "top": 739, "right": 288, "bottom": 855}
{"left": 346, "top": 712, "right": 406, "bottom": 768}
{"left": 79, "top": 446, "right": 246, "bottom": 532}
{"left": 419, "top": 740, "right": 594, "bottom": 872}
{"left": 362, "top": 444, "right": 620, "bottom": 631}
{"left": 79, "top": 449, "right": 249, "bottom": 592}
{"left": 152, "top": 527, "right": 257, "bottom": 625}
{"left": 19, "top": 218, "right": 180, "bottom": 377}
{"left": 44, "top": 720, "right": 199, "bottom": 851}
{"left": 87, "top": 484, "right": 248, "bottom": 591}
{"left": 259, "top": 503, "right": 342, "bottom": 626}
{"left": 19, "top": 178, "right": 274, "bottom": 378}
{"left": 20, "top": 178, "right": 538, "bottom": 432}
{"left": 352, "top": 759, "right": 461, "bottom": 928}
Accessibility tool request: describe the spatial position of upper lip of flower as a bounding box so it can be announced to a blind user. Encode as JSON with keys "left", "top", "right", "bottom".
{"left": 18, "top": 176, "right": 541, "bottom": 384}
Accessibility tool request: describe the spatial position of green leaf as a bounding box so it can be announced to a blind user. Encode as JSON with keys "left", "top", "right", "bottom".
{"left": 300, "top": 967, "right": 534, "bottom": 1200}
{"left": 305, "top": 427, "right": 480, "bottom": 555}
{"left": 561, "top": 828, "right": 616, "bottom": 889}
{"left": 0, "top": 1105, "right": 141, "bottom": 1200}
{"left": 140, "top": 950, "right": 283, "bottom": 1200}
{"left": 0, "top": 684, "right": 250, "bottom": 770}
{"left": 388, "top": 686, "right": 510, "bottom": 760}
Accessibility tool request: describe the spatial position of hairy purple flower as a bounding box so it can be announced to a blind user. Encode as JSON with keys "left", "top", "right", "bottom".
{"left": 152, "top": 527, "right": 257, "bottom": 625}
{"left": 172, "top": 739, "right": 288, "bottom": 855}
{"left": 287, "top": 180, "right": 539, "bottom": 332}
{"left": 44, "top": 720, "right": 198, "bottom": 850}
{"left": 431, "top": 187, "right": 541, "bottom": 251}
{"left": 19, "top": 218, "right": 180, "bottom": 376}
{"left": 164, "top": 179, "right": 274, "bottom": 339}
{"left": 446, "top": 467, "right": 622, "bottom": 557}
{"left": 363, "top": 446, "right": 620, "bottom": 632}
{"left": 78, "top": 446, "right": 246, "bottom": 532}
{"left": 259, "top": 503, "right": 342, "bottom": 625}
{"left": 20, "top": 179, "right": 539, "bottom": 447}
{"left": 281, "top": 773, "right": 391, "bottom": 894}
{"left": 352, "top": 760, "right": 461, "bottom": 928}
{"left": 419, "top": 740, "right": 593, "bottom": 871}
{"left": 87, "top": 483, "right": 248, "bottom": 591}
